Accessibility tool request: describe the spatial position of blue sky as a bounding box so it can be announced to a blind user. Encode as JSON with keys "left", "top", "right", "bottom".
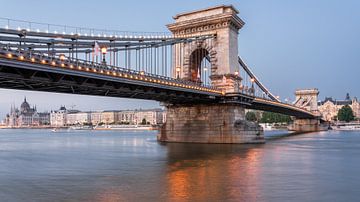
{"left": 0, "top": 0, "right": 359, "bottom": 117}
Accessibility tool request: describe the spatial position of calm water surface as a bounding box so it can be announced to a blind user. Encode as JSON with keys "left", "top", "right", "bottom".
{"left": 0, "top": 129, "right": 360, "bottom": 202}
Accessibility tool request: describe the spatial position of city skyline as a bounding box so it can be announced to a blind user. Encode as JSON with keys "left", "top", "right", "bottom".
{"left": 0, "top": 0, "right": 359, "bottom": 118}
{"left": 3, "top": 96, "right": 165, "bottom": 127}
{"left": 1, "top": 94, "right": 162, "bottom": 119}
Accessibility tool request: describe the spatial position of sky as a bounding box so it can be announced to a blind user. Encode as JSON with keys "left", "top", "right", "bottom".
{"left": 0, "top": 0, "right": 359, "bottom": 118}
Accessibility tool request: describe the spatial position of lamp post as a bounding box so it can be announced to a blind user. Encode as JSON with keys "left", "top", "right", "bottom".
{"left": 176, "top": 67, "right": 181, "bottom": 79}
{"left": 203, "top": 67, "right": 208, "bottom": 84}
{"left": 234, "top": 71, "right": 239, "bottom": 92}
{"left": 250, "top": 78, "right": 255, "bottom": 95}
{"left": 101, "top": 47, "right": 107, "bottom": 64}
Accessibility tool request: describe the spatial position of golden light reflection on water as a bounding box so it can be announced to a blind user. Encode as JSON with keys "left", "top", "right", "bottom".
{"left": 95, "top": 188, "right": 126, "bottom": 202}
{"left": 227, "top": 148, "right": 262, "bottom": 201}
{"left": 165, "top": 144, "right": 265, "bottom": 201}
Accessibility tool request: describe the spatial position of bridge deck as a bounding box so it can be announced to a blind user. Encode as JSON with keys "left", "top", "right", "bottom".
{"left": 0, "top": 49, "right": 222, "bottom": 104}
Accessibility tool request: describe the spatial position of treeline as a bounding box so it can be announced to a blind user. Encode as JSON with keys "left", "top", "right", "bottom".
{"left": 245, "top": 111, "right": 291, "bottom": 123}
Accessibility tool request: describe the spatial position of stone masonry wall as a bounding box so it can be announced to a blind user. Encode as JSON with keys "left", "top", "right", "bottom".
{"left": 158, "top": 104, "right": 264, "bottom": 144}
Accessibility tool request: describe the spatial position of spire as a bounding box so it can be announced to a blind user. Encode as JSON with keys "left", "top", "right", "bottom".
{"left": 24, "top": 96, "right": 27, "bottom": 102}
{"left": 345, "top": 93, "right": 350, "bottom": 101}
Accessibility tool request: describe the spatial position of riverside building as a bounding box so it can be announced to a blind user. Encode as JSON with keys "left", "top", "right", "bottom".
{"left": 49, "top": 108, "right": 165, "bottom": 126}
{"left": 318, "top": 93, "right": 360, "bottom": 121}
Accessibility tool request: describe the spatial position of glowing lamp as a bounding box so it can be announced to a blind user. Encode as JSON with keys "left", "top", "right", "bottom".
{"left": 101, "top": 47, "right": 107, "bottom": 54}
{"left": 59, "top": 54, "right": 66, "bottom": 60}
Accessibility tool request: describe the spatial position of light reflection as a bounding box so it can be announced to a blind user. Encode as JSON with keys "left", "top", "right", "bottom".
{"left": 165, "top": 144, "right": 264, "bottom": 201}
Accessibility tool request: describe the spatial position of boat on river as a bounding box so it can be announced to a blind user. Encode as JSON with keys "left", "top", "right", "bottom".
{"left": 94, "top": 124, "right": 154, "bottom": 130}
{"left": 69, "top": 125, "right": 94, "bottom": 130}
{"left": 332, "top": 123, "right": 360, "bottom": 131}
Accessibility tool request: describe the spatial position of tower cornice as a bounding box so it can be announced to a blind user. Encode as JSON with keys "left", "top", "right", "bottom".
{"left": 167, "top": 5, "right": 244, "bottom": 35}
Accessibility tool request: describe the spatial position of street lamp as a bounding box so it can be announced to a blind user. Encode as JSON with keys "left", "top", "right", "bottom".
{"left": 234, "top": 71, "right": 239, "bottom": 92}
{"left": 250, "top": 78, "right": 255, "bottom": 95}
{"left": 101, "top": 47, "right": 107, "bottom": 64}
{"left": 59, "top": 54, "right": 66, "bottom": 61}
{"left": 176, "top": 67, "right": 181, "bottom": 79}
{"left": 203, "top": 67, "right": 208, "bottom": 84}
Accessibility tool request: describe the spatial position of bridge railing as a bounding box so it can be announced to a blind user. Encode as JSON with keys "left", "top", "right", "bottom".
{"left": 0, "top": 17, "right": 172, "bottom": 39}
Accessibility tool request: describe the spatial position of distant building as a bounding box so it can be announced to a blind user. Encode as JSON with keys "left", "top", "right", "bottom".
{"left": 101, "top": 111, "right": 116, "bottom": 124}
{"left": 318, "top": 93, "right": 360, "bottom": 121}
{"left": 38, "top": 112, "right": 51, "bottom": 125}
{"left": 134, "top": 109, "right": 164, "bottom": 125}
{"left": 90, "top": 111, "right": 102, "bottom": 125}
{"left": 49, "top": 108, "right": 165, "bottom": 126}
{"left": 116, "top": 110, "right": 136, "bottom": 124}
{"left": 66, "top": 111, "right": 91, "bottom": 125}
{"left": 5, "top": 97, "right": 50, "bottom": 127}
{"left": 50, "top": 106, "right": 68, "bottom": 127}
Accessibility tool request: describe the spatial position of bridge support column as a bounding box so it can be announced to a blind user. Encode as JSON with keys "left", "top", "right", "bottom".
{"left": 289, "top": 119, "right": 326, "bottom": 132}
{"left": 158, "top": 104, "right": 264, "bottom": 144}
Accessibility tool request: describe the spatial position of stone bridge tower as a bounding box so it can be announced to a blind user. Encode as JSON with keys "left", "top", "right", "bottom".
{"left": 167, "top": 5, "right": 243, "bottom": 92}
{"left": 158, "top": 5, "right": 264, "bottom": 144}
{"left": 294, "top": 89, "right": 319, "bottom": 113}
{"left": 290, "top": 89, "right": 325, "bottom": 132}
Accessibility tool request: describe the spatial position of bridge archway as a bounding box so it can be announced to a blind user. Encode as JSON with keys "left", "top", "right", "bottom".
{"left": 184, "top": 42, "right": 216, "bottom": 85}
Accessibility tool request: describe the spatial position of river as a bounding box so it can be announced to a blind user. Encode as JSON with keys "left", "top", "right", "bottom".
{"left": 0, "top": 129, "right": 359, "bottom": 202}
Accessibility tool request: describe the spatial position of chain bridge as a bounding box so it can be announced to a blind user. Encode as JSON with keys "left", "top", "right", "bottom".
{"left": 0, "top": 5, "right": 324, "bottom": 143}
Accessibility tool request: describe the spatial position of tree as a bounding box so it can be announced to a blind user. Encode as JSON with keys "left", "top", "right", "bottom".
{"left": 338, "top": 105, "right": 355, "bottom": 122}
{"left": 260, "top": 111, "right": 291, "bottom": 123}
{"left": 245, "top": 111, "right": 257, "bottom": 122}
{"left": 141, "top": 118, "right": 147, "bottom": 125}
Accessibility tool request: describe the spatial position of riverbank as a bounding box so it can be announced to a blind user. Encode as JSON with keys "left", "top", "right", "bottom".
{"left": 0, "top": 126, "right": 61, "bottom": 129}
{"left": 0, "top": 125, "right": 159, "bottom": 130}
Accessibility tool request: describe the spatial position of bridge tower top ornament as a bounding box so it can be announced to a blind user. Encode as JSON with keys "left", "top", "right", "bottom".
{"left": 167, "top": 5, "right": 244, "bottom": 93}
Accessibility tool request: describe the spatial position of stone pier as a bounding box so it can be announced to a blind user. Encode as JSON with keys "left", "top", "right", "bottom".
{"left": 158, "top": 104, "right": 264, "bottom": 144}
{"left": 289, "top": 119, "right": 327, "bottom": 132}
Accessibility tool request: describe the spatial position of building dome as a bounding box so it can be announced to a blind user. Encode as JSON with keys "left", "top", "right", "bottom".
{"left": 20, "top": 97, "right": 31, "bottom": 113}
